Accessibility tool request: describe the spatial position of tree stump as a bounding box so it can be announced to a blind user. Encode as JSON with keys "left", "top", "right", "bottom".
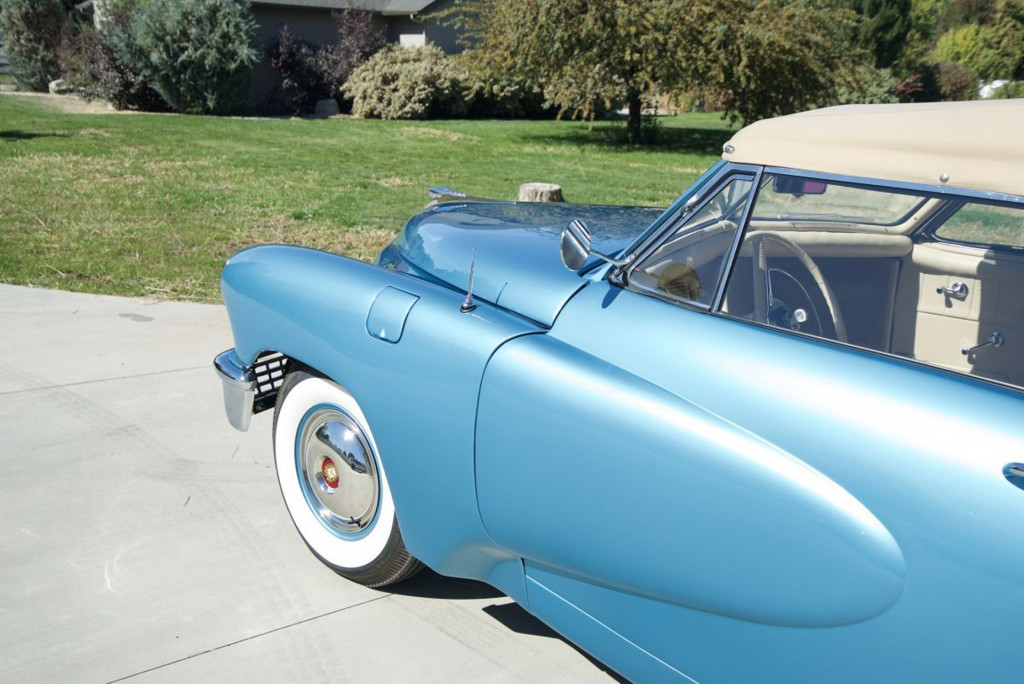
{"left": 518, "top": 182, "right": 564, "bottom": 202}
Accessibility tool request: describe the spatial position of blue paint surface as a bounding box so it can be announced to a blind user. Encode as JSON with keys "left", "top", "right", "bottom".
{"left": 220, "top": 161, "right": 1024, "bottom": 682}
{"left": 395, "top": 201, "right": 664, "bottom": 325}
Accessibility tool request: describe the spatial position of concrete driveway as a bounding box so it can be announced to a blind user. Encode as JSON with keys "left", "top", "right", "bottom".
{"left": 0, "top": 284, "right": 618, "bottom": 683}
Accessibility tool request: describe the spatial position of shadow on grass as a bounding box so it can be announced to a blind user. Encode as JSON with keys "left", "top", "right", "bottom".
{"left": 385, "top": 568, "right": 630, "bottom": 681}
{"left": 524, "top": 122, "right": 736, "bottom": 155}
{"left": 0, "top": 130, "right": 70, "bottom": 142}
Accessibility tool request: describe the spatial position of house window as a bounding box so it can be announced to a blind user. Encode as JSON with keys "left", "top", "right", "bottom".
{"left": 399, "top": 33, "right": 426, "bottom": 48}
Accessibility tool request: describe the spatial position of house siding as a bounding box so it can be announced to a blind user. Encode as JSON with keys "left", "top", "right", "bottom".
{"left": 250, "top": 0, "right": 467, "bottom": 108}
{"left": 386, "top": 0, "right": 463, "bottom": 54}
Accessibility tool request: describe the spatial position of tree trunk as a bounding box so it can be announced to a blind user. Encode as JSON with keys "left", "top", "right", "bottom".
{"left": 627, "top": 92, "right": 642, "bottom": 144}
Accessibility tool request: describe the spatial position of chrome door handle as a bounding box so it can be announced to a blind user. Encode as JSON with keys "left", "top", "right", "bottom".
{"left": 937, "top": 282, "right": 969, "bottom": 299}
{"left": 962, "top": 331, "right": 1004, "bottom": 357}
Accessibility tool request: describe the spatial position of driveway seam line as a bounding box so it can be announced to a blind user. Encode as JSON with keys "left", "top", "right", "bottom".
{"left": 0, "top": 366, "right": 209, "bottom": 396}
{"left": 104, "top": 594, "right": 390, "bottom": 683}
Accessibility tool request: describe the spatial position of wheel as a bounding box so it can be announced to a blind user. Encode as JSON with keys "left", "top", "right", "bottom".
{"left": 748, "top": 231, "right": 847, "bottom": 342}
{"left": 273, "top": 370, "right": 422, "bottom": 587}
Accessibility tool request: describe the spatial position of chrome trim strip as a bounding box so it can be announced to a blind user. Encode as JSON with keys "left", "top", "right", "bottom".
{"left": 712, "top": 166, "right": 765, "bottom": 313}
{"left": 214, "top": 349, "right": 256, "bottom": 432}
{"left": 761, "top": 166, "right": 1024, "bottom": 205}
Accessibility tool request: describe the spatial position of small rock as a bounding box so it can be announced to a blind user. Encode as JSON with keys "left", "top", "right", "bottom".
{"left": 518, "top": 182, "right": 564, "bottom": 202}
{"left": 315, "top": 98, "right": 340, "bottom": 118}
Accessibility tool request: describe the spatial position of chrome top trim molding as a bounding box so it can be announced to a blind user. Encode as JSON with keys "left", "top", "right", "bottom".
{"left": 761, "top": 165, "right": 1024, "bottom": 205}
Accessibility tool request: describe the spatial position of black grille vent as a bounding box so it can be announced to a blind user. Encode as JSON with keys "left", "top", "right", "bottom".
{"left": 252, "top": 351, "right": 289, "bottom": 414}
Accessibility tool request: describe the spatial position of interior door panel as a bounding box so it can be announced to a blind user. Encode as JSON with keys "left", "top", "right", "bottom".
{"left": 893, "top": 242, "right": 1024, "bottom": 385}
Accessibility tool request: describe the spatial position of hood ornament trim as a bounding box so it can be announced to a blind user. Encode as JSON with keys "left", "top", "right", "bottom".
{"left": 428, "top": 186, "right": 468, "bottom": 200}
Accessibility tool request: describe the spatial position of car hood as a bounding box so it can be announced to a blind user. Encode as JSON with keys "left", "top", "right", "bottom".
{"left": 389, "top": 201, "right": 664, "bottom": 326}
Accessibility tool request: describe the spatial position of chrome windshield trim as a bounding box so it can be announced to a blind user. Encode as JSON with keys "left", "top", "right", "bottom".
{"left": 712, "top": 166, "right": 765, "bottom": 313}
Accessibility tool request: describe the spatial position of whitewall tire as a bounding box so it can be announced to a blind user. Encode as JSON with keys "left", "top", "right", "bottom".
{"left": 273, "top": 370, "right": 421, "bottom": 587}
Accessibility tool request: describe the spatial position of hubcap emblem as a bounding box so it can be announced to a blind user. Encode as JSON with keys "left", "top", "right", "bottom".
{"left": 321, "top": 458, "right": 340, "bottom": 489}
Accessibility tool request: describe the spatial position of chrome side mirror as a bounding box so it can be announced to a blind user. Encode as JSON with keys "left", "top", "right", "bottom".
{"left": 560, "top": 219, "right": 592, "bottom": 271}
{"left": 560, "top": 218, "right": 632, "bottom": 273}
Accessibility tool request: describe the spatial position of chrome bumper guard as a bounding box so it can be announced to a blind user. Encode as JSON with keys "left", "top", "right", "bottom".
{"left": 214, "top": 349, "right": 256, "bottom": 431}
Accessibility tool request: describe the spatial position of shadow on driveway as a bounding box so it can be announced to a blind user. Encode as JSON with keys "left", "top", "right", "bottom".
{"left": 388, "top": 568, "right": 630, "bottom": 682}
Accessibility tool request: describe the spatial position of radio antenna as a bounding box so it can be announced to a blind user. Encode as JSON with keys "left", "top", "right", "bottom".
{"left": 460, "top": 249, "right": 477, "bottom": 313}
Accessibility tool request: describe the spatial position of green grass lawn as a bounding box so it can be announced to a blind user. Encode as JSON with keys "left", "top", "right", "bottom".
{"left": 0, "top": 93, "right": 732, "bottom": 302}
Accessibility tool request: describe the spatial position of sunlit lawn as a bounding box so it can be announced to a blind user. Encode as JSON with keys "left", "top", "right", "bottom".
{"left": 0, "top": 93, "right": 733, "bottom": 301}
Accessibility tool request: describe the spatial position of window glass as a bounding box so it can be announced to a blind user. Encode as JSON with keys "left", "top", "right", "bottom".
{"left": 723, "top": 174, "right": 928, "bottom": 349}
{"left": 629, "top": 176, "right": 753, "bottom": 307}
{"left": 753, "top": 176, "right": 923, "bottom": 227}
{"left": 935, "top": 203, "right": 1024, "bottom": 249}
{"left": 713, "top": 172, "right": 1024, "bottom": 391}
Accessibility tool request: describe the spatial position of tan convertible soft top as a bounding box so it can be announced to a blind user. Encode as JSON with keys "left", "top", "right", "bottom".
{"left": 722, "top": 99, "right": 1024, "bottom": 198}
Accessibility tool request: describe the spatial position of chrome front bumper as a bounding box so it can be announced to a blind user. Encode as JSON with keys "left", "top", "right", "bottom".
{"left": 214, "top": 349, "right": 256, "bottom": 431}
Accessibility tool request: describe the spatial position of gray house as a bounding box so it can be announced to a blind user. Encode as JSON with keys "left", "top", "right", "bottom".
{"left": 250, "top": 0, "right": 464, "bottom": 104}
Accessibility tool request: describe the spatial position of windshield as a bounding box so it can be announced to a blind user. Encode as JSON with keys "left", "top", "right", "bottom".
{"left": 752, "top": 175, "right": 927, "bottom": 227}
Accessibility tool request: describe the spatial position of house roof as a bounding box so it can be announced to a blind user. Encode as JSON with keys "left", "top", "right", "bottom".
{"left": 251, "top": 0, "right": 442, "bottom": 15}
{"left": 722, "top": 99, "right": 1024, "bottom": 198}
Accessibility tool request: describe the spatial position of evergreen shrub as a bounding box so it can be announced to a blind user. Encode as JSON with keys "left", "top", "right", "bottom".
{"left": 134, "top": 0, "right": 259, "bottom": 114}
{"left": 58, "top": 0, "right": 166, "bottom": 110}
{"left": 0, "top": 0, "right": 67, "bottom": 91}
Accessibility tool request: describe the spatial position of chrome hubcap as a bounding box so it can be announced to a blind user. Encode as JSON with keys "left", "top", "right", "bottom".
{"left": 298, "top": 408, "right": 379, "bottom": 535}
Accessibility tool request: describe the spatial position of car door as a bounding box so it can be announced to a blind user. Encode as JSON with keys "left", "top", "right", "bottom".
{"left": 474, "top": 168, "right": 1024, "bottom": 682}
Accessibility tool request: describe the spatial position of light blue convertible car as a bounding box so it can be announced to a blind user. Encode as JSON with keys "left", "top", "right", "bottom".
{"left": 216, "top": 100, "right": 1024, "bottom": 682}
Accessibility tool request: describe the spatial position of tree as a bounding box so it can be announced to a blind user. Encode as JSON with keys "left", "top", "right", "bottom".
{"left": 449, "top": 0, "right": 691, "bottom": 143}
{"left": 0, "top": 0, "right": 67, "bottom": 91}
{"left": 897, "top": 0, "right": 949, "bottom": 70}
{"left": 450, "top": 0, "right": 862, "bottom": 141}
{"left": 933, "top": 0, "right": 1024, "bottom": 80}
{"left": 691, "top": 0, "right": 862, "bottom": 124}
{"left": 841, "top": 0, "right": 913, "bottom": 68}
{"left": 133, "top": 0, "right": 259, "bottom": 114}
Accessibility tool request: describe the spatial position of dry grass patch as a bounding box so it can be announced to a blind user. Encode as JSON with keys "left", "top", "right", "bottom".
{"left": 398, "top": 125, "right": 477, "bottom": 143}
{"left": 377, "top": 176, "right": 413, "bottom": 188}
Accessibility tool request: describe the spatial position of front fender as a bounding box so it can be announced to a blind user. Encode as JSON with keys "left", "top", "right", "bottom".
{"left": 222, "top": 245, "right": 538, "bottom": 594}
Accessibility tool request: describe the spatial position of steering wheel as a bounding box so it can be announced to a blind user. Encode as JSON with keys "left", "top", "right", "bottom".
{"left": 748, "top": 232, "right": 847, "bottom": 342}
